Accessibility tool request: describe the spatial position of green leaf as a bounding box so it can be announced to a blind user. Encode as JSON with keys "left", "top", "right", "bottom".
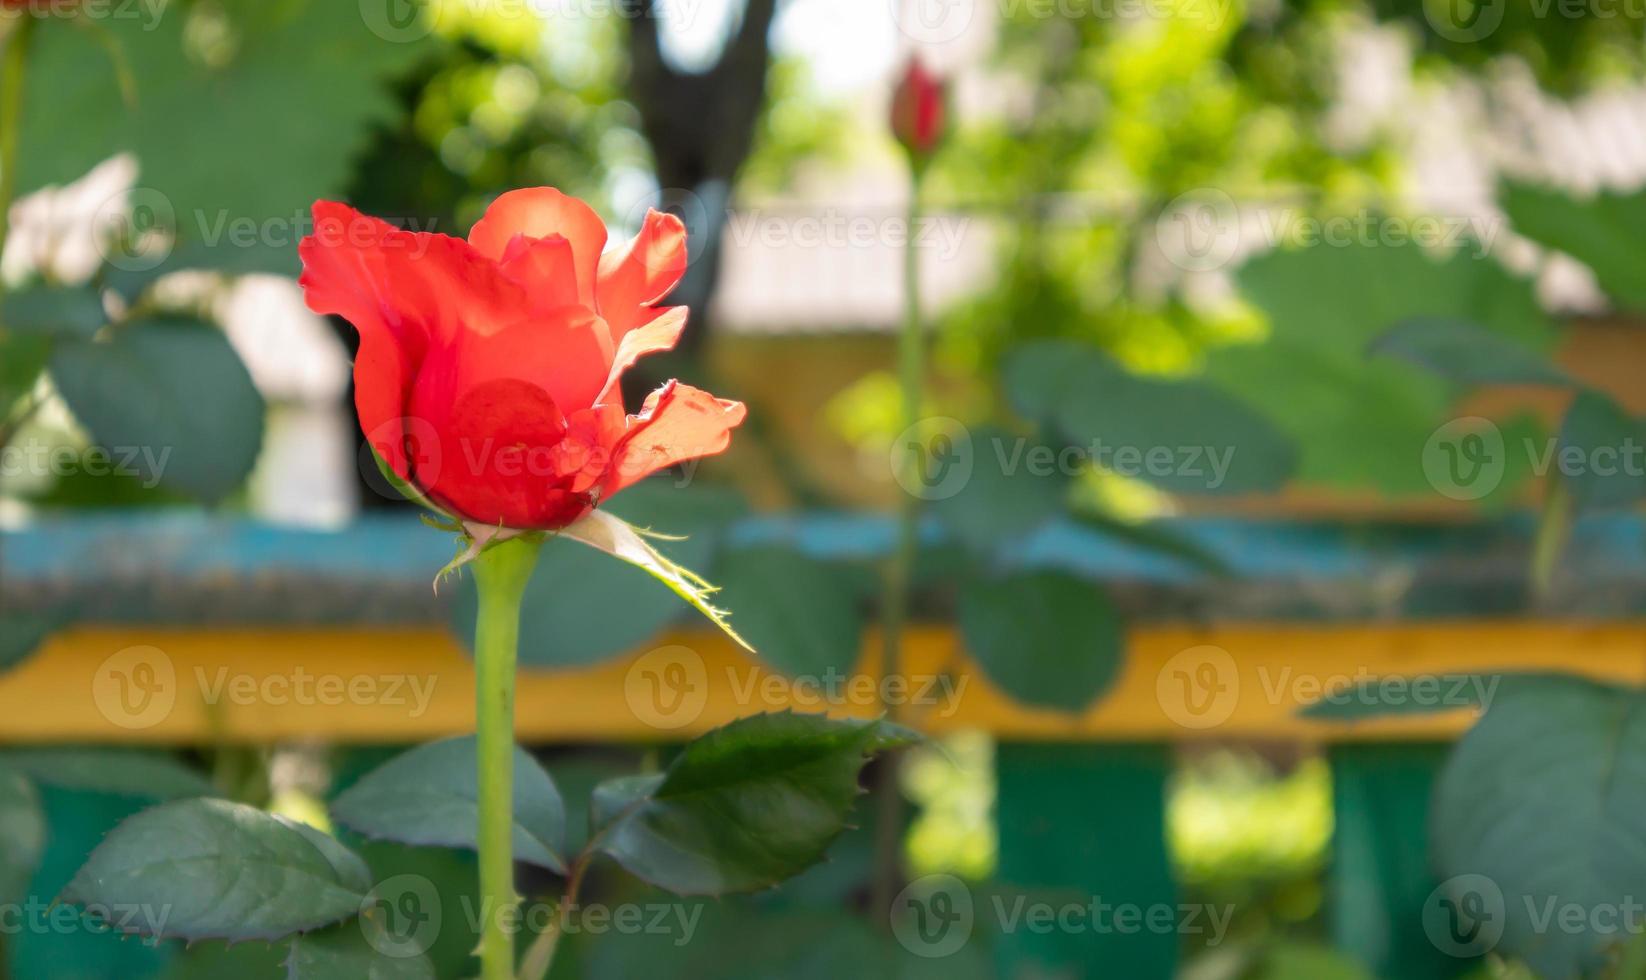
{"left": 284, "top": 921, "right": 436, "bottom": 980}
{"left": 0, "top": 769, "right": 46, "bottom": 907}
{"left": 1431, "top": 675, "right": 1646, "bottom": 978}
{"left": 19, "top": 0, "right": 436, "bottom": 276}
{"left": 0, "top": 332, "right": 50, "bottom": 410}
{"left": 50, "top": 316, "right": 264, "bottom": 503}
{"left": 1216, "top": 241, "right": 1553, "bottom": 493}
{"left": 1502, "top": 181, "right": 1646, "bottom": 311}
{"left": 1296, "top": 673, "right": 1503, "bottom": 721}
{"left": 593, "top": 712, "right": 881, "bottom": 895}
{"left": 0, "top": 285, "right": 106, "bottom": 338}
{"left": 1006, "top": 341, "right": 1295, "bottom": 494}
{"left": 714, "top": 545, "right": 864, "bottom": 678}
{"left": 62, "top": 798, "right": 372, "bottom": 943}
{"left": 0, "top": 747, "right": 215, "bottom": 800}
{"left": 450, "top": 482, "right": 744, "bottom": 668}
{"left": 1556, "top": 390, "right": 1646, "bottom": 511}
{"left": 589, "top": 773, "right": 662, "bottom": 841}
{"left": 958, "top": 570, "right": 1124, "bottom": 712}
{"left": 931, "top": 424, "right": 1071, "bottom": 552}
{"left": 1369, "top": 317, "right": 1571, "bottom": 387}
{"left": 0, "top": 606, "right": 72, "bottom": 674}
{"left": 331, "top": 736, "right": 566, "bottom": 873}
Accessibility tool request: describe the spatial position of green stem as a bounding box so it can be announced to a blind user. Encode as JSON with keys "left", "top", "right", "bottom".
{"left": 0, "top": 16, "right": 33, "bottom": 273}
{"left": 871, "top": 166, "right": 927, "bottom": 919}
{"left": 1531, "top": 474, "right": 1571, "bottom": 602}
{"left": 516, "top": 854, "right": 590, "bottom": 980}
{"left": 472, "top": 535, "right": 543, "bottom": 980}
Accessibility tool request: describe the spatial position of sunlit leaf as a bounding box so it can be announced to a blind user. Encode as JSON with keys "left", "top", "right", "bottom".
{"left": 592, "top": 713, "right": 882, "bottom": 895}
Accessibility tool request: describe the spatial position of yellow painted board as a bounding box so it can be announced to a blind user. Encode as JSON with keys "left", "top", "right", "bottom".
{"left": 2, "top": 622, "right": 1643, "bottom": 744}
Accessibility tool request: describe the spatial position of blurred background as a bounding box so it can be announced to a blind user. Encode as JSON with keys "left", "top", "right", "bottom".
{"left": 4, "top": 0, "right": 1646, "bottom": 976}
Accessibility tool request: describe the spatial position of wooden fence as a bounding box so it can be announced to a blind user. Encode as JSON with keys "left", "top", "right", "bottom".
{"left": 6, "top": 512, "right": 1646, "bottom": 977}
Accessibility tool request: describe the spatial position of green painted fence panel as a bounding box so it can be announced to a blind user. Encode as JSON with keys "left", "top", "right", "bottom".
{"left": 1329, "top": 743, "right": 1477, "bottom": 980}
{"left": 995, "top": 743, "right": 1178, "bottom": 979}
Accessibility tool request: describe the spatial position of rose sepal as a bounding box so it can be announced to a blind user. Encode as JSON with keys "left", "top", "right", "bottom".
{"left": 560, "top": 508, "right": 753, "bottom": 653}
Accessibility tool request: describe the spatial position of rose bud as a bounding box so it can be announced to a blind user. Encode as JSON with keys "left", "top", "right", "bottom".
{"left": 890, "top": 57, "right": 948, "bottom": 161}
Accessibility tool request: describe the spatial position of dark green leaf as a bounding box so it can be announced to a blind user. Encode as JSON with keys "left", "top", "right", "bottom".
{"left": 0, "top": 747, "right": 214, "bottom": 800}
{"left": 331, "top": 736, "right": 566, "bottom": 873}
{"left": 451, "top": 482, "right": 744, "bottom": 667}
{"left": 594, "top": 712, "right": 880, "bottom": 895}
{"left": 1503, "top": 181, "right": 1646, "bottom": 311}
{"left": 931, "top": 424, "right": 1070, "bottom": 551}
{"left": 714, "top": 545, "right": 864, "bottom": 679}
{"left": 1006, "top": 341, "right": 1295, "bottom": 494}
{"left": 0, "top": 607, "right": 72, "bottom": 674}
{"left": 1297, "top": 673, "right": 1502, "bottom": 720}
{"left": 1431, "top": 675, "right": 1646, "bottom": 977}
{"left": 959, "top": 570, "right": 1124, "bottom": 712}
{"left": 1556, "top": 390, "right": 1646, "bottom": 511}
{"left": 0, "top": 332, "right": 50, "bottom": 409}
{"left": 19, "top": 0, "right": 436, "bottom": 276}
{"left": 284, "top": 920, "right": 436, "bottom": 980}
{"left": 62, "top": 798, "right": 372, "bottom": 942}
{"left": 50, "top": 317, "right": 264, "bottom": 502}
{"left": 1369, "top": 317, "right": 1571, "bottom": 387}
{"left": 0, "top": 285, "right": 106, "bottom": 339}
{"left": 0, "top": 769, "right": 45, "bottom": 907}
{"left": 589, "top": 773, "right": 662, "bottom": 840}
{"left": 1216, "top": 241, "right": 1552, "bottom": 493}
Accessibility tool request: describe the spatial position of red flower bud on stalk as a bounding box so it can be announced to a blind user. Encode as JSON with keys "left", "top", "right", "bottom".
{"left": 890, "top": 57, "right": 948, "bottom": 161}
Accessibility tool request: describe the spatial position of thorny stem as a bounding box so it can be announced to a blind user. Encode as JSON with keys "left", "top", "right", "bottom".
{"left": 471, "top": 535, "right": 543, "bottom": 980}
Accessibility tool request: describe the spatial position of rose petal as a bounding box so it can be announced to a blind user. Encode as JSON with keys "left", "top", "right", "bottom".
{"left": 606, "top": 381, "right": 746, "bottom": 495}
{"left": 410, "top": 375, "right": 592, "bottom": 530}
{"left": 598, "top": 306, "right": 688, "bottom": 404}
{"left": 469, "top": 188, "right": 607, "bottom": 307}
{"left": 298, "top": 200, "right": 522, "bottom": 478}
{"left": 499, "top": 233, "right": 582, "bottom": 310}
{"left": 597, "top": 208, "right": 687, "bottom": 342}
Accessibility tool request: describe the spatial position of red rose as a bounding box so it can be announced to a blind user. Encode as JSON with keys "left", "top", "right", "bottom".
{"left": 890, "top": 58, "right": 948, "bottom": 159}
{"left": 298, "top": 188, "right": 745, "bottom": 532}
